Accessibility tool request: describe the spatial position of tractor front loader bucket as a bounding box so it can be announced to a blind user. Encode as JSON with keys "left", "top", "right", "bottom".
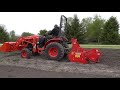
{"left": 68, "top": 38, "right": 102, "bottom": 64}
{"left": 0, "top": 42, "right": 16, "bottom": 52}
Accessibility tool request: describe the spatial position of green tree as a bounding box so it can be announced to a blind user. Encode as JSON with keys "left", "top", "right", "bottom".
{"left": 65, "top": 14, "right": 86, "bottom": 43}
{"left": 67, "top": 17, "right": 73, "bottom": 25}
{"left": 38, "top": 29, "right": 47, "bottom": 36}
{"left": 81, "top": 17, "right": 92, "bottom": 43}
{"left": 9, "top": 30, "right": 16, "bottom": 41}
{"left": 21, "top": 32, "right": 34, "bottom": 37}
{"left": 81, "top": 17, "right": 92, "bottom": 32}
{"left": 0, "top": 25, "right": 9, "bottom": 43}
{"left": 86, "top": 15, "right": 105, "bottom": 44}
{"left": 101, "top": 16, "right": 119, "bottom": 44}
{"left": 65, "top": 17, "right": 73, "bottom": 42}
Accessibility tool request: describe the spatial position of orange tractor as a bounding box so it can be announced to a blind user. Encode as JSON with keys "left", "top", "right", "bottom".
{"left": 0, "top": 15, "right": 101, "bottom": 64}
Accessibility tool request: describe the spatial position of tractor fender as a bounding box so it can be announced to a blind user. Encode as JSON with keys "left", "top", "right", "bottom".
{"left": 44, "top": 38, "right": 62, "bottom": 48}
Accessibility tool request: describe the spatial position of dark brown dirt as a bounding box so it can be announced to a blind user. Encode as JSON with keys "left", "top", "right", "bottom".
{"left": 0, "top": 65, "right": 110, "bottom": 78}
{"left": 0, "top": 48, "right": 120, "bottom": 78}
{"left": 99, "top": 49, "right": 120, "bottom": 68}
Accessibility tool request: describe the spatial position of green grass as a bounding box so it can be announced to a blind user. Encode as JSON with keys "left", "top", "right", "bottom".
{"left": 69, "top": 44, "right": 120, "bottom": 49}
{"left": 12, "top": 59, "right": 20, "bottom": 62}
{"left": 0, "top": 52, "right": 4, "bottom": 54}
{"left": 25, "top": 62, "right": 31, "bottom": 65}
{"left": 8, "top": 52, "right": 18, "bottom": 56}
{"left": 0, "top": 60, "right": 3, "bottom": 62}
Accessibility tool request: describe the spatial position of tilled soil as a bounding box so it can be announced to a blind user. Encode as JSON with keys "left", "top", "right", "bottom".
{"left": 0, "top": 48, "right": 120, "bottom": 78}
{"left": 0, "top": 65, "right": 111, "bottom": 78}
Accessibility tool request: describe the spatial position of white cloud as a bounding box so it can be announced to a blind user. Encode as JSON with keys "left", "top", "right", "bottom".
{"left": 0, "top": 12, "right": 120, "bottom": 35}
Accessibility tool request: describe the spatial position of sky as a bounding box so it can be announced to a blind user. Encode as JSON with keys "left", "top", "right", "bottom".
{"left": 0, "top": 12, "right": 120, "bottom": 35}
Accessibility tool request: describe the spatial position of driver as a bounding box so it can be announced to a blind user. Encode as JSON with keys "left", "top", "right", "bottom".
{"left": 38, "top": 24, "right": 60, "bottom": 48}
{"left": 49, "top": 24, "right": 60, "bottom": 37}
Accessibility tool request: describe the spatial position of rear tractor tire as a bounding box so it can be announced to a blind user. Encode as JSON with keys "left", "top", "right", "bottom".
{"left": 21, "top": 48, "right": 31, "bottom": 59}
{"left": 45, "top": 42, "right": 65, "bottom": 61}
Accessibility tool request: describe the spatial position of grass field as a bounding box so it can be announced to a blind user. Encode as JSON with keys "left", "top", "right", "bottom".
{"left": 69, "top": 44, "right": 120, "bottom": 49}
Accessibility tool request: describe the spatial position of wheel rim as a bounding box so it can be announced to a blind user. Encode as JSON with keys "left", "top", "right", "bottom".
{"left": 22, "top": 50, "right": 28, "bottom": 58}
{"left": 48, "top": 47, "right": 58, "bottom": 58}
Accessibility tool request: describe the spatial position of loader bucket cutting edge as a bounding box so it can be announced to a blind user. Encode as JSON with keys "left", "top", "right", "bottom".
{"left": 68, "top": 38, "right": 102, "bottom": 64}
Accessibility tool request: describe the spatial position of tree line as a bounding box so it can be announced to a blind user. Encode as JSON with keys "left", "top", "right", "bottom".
{"left": 0, "top": 14, "right": 120, "bottom": 45}
{"left": 65, "top": 14, "right": 119, "bottom": 45}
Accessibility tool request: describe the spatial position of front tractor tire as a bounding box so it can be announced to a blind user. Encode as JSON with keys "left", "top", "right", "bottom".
{"left": 21, "top": 48, "right": 31, "bottom": 59}
{"left": 45, "top": 42, "right": 65, "bottom": 61}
